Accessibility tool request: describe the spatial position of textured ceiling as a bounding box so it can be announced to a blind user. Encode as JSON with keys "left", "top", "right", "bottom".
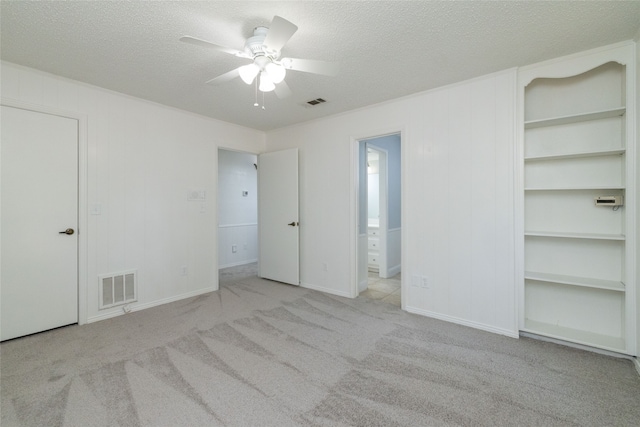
{"left": 1, "top": 1, "right": 639, "bottom": 131}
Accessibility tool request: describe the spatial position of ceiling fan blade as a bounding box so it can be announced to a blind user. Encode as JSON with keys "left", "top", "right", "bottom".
{"left": 263, "top": 16, "right": 298, "bottom": 52}
{"left": 180, "top": 36, "right": 249, "bottom": 58}
{"left": 274, "top": 80, "right": 293, "bottom": 99}
{"left": 206, "top": 68, "right": 241, "bottom": 85}
{"left": 281, "top": 57, "right": 339, "bottom": 77}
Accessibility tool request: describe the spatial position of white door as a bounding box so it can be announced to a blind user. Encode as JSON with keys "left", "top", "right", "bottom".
{"left": 1, "top": 106, "right": 78, "bottom": 341}
{"left": 258, "top": 148, "right": 299, "bottom": 285}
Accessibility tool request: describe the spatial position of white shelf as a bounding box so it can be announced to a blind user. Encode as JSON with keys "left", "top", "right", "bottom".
{"left": 525, "top": 271, "right": 625, "bottom": 292}
{"left": 524, "top": 107, "right": 626, "bottom": 129}
{"left": 525, "top": 148, "right": 625, "bottom": 162}
{"left": 523, "top": 319, "right": 625, "bottom": 352}
{"left": 524, "top": 186, "right": 624, "bottom": 191}
{"left": 525, "top": 231, "right": 625, "bottom": 240}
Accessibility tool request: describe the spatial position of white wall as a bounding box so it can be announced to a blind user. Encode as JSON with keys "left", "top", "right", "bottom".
{"left": 218, "top": 149, "right": 258, "bottom": 268}
{"left": 367, "top": 172, "right": 380, "bottom": 220}
{"left": 266, "top": 69, "right": 518, "bottom": 336}
{"left": 1, "top": 61, "right": 265, "bottom": 323}
{"left": 636, "top": 33, "right": 640, "bottom": 373}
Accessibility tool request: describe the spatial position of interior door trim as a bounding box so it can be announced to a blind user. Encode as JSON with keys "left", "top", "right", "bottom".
{"left": 2, "top": 97, "right": 89, "bottom": 325}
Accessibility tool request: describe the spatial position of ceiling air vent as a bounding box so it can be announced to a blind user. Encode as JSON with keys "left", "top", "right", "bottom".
{"left": 306, "top": 98, "right": 327, "bottom": 106}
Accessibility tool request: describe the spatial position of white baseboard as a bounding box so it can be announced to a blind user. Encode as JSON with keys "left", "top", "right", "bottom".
{"left": 87, "top": 286, "right": 216, "bottom": 323}
{"left": 301, "top": 282, "right": 352, "bottom": 298}
{"left": 405, "top": 305, "right": 519, "bottom": 339}
{"left": 386, "top": 264, "right": 401, "bottom": 278}
{"left": 218, "top": 259, "right": 258, "bottom": 269}
{"left": 358, "top": 279, "right": 368, "bottom": 293}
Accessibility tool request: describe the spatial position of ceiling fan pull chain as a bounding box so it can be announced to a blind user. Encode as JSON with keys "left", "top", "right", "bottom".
{"left": 262, "top": 91, "right": 266, "bottom": 110}
{"left": 254, "top": 78, "right": 259, "bottom": 107}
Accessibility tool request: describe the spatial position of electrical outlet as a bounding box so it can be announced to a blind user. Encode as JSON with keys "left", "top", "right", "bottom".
{"left": 232, "top": 245, "right": 237, "bottom": 253}
{"left": 181, "top": 266, "right": 188, "bottom": 276}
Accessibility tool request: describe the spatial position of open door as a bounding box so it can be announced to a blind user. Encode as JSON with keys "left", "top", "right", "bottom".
{"left": 258, "top": 148, "right": 299, "bottom": 285}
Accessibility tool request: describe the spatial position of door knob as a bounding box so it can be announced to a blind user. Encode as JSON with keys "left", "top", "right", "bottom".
{"left": 59, "top": 228, "right": 75, "bottom": 235}
{"left": 287, "top": 222, "right": 299, "bottom": 227}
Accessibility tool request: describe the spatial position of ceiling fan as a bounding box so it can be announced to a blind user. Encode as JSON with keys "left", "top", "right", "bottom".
{"left": 180, "top": 16, "right": 338, "bottom": 100}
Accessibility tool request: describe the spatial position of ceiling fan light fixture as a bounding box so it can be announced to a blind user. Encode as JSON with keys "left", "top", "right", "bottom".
{"left": 258, "top": 71, "right": 275, "bottom": 92}
{"left": 265, "top": 62, "right": 286, "bottom": 84}
{"left": 239, "top": 63, "right": 260, "bottom": 84}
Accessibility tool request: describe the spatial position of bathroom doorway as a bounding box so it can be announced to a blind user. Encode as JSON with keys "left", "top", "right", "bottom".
{"left": 357, "top": 133, "right": 402, "bottom": 306}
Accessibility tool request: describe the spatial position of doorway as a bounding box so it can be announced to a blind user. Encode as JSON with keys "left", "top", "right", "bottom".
{"left": 217, "top": 149, "right": 259, "bottom": 285}
{"left": 217, "top": 147, "right": 301, "bottom": 288}
{"left": 356, "top": 133, "right": 402, "bottom": 306}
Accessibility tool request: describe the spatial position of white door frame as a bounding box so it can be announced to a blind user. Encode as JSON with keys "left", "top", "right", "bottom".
{"left": 350, "top": 128, "right": 405, "bottom": 305}
{"left": 1, "top": 97, "right": 89, "bottom": 325}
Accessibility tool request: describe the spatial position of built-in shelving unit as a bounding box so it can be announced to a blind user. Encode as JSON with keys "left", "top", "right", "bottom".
{"left": 518, "top": 45, "right": 636, "bottom": 355}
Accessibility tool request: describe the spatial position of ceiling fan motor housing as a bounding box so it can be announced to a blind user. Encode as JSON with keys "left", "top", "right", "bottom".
{"left": 245, "top": 26, "right": 280, "bottom": 59}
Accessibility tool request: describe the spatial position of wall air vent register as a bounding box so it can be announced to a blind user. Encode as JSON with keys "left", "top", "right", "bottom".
{"left": 99, "top": 270, "right": 137, "bottom": 309}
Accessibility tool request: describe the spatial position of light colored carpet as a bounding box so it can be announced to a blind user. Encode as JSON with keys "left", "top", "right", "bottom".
{"left": 2, "top": 273, "right": 639, "bottom": 426}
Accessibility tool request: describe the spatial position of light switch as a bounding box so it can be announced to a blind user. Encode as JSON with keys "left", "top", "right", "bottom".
{"left": 187, "top": 190, "right": 206, "bottom": 201}
{"left": 411, "top": 275, "right": 420, "bottom": 287}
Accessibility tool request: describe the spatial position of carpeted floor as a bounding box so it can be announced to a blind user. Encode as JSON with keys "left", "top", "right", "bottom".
{"left": 2, "top": 272, "right": 640, "bottom": 426}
